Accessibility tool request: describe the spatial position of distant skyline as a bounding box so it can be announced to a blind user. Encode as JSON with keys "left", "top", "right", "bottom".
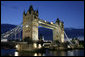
{"left": 1, "top": 1, "right": 84, "bottom": 28}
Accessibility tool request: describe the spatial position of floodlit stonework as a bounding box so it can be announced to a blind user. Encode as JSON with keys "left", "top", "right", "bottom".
{"left": 23, "top": 5, "right": 64, "bottom": 43}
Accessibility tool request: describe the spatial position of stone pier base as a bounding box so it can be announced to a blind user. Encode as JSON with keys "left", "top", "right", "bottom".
{"left": 15, "top": 42, "right": 42, "bottom": 52}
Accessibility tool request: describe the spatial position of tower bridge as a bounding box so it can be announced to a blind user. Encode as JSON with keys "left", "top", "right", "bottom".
{"left": 23, "top": 5, "right": 64, "bottom": 43}
{"left": 1, "top": 5, "right": 75, "bottom": 51}
{"left": 1, "top": 5, "right": 64, "bottom": 43}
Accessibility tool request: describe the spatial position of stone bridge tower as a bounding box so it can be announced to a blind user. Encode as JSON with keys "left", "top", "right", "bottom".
{"left": 23, "top": 5, "right": 64, "bottom": 43}
{"left": 23, "top": 5, "right": 38, "bottom": 41}
{"left": 53, "top": 18, "right": 64, "bottom": 43}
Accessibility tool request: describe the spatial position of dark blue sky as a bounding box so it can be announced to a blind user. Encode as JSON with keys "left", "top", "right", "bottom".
{"left": 1, "top": 1, "right": 84, "bottom": 28}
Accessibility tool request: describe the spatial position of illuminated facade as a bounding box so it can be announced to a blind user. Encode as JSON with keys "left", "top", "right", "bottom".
{"left": 23, "top": 5, "right": 64, "bottom": 43}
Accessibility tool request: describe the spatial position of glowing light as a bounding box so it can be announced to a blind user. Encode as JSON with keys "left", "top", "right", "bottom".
{"left": 38, "top": 44, "right": 42, "bottom": 48}
{"left": 34, "top": 53, "right": 37, "bottom": 56}
{"left": 14, "top": 51, "right": 18, "bottom": 56}
{"left": 33, "top": 43, "right": 37, "bottom": 48}
{"left": 51, "top": 22, "right": 53, "bottom": 24}
{"left": 45, "top": 20, "right": 46, "bottom": 22}
{"left": 68, "top": 45, "right": 70, "bottom": 48}
{"left": 26, "top": 25, "right": 29, "bottom": 27}
{"left": 61, "top": 34, "right": 64, "bottom": 43}
{"left": 16, "top": 44, "right": 19, "bottom": 48}
{"left": 39, "top": 21, "right": 42, "bottom": 23}
{"left": 1, "top": 39, "right": 7, "bottom": 42}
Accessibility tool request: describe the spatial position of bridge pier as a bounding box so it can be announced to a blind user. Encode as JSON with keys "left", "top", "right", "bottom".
{"left": 15, "top": 42, "right": 42, "bottom": 51}
{"left": 53, "top": 28, "right": 60, "bottom": 42}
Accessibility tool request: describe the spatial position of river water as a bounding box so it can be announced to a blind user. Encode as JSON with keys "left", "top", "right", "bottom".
{"left": 1, "top": 49, "right": 84, "bottom": 56}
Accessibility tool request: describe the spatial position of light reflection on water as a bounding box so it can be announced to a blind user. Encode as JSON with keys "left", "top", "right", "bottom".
{"left": 1, "top": 49, "right": 84, "bottom": 56}
{"left": 34, "top": 53, "right": 42, "bottom": 56}
{"left": 67, "top": 51, "right": 74, "bottom": 56}
{"left": 14, "top": 51, "right": 19, "bottom": 56}
{"left": 34, "top": 53, "right": 37, "bottom": 56}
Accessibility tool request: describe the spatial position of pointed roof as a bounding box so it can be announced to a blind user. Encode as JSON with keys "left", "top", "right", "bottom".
{"left": 23, "top": 10, "right": 26, "bottom": 16}
{"left": 29, "top": 5, "right": 34, "bottom": 11}
{"left": 23, "top": 10, "right": 25, "bottom": 14}
{"left": 36, "top": 10, "right": 38, "bottom": 13}
{"left": 55, "top": 18, "right": 60, "bottom": 24}
{"left": 28, "top": 5, "right": 34, "bottom": 14}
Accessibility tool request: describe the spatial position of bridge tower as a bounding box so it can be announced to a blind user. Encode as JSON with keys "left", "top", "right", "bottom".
{"left": 23, "top": 5, "right": 38, "bottom": 41}
{"left": 53, "top": 18, "right": 64, "bottom": 43}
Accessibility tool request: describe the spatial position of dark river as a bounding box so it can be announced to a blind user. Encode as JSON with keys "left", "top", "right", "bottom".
{"left": 1, "top": 49, "right": 84, "bottom": 56}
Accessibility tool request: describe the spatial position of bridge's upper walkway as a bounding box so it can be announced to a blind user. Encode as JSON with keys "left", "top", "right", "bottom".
{"left": 38, "top": 18, "right": 58, "bottom": 30}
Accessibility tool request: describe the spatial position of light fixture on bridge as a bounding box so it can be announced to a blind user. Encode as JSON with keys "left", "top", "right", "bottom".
{"left": 26, "top": 25, "right": 29, "bottom": 28}
{"left": 33, "top": 43, "right": 37, "bottom": 48}
{"left": 15, "top": 44, "right": 19, "bottom": 49}
{"left": 39, "top": 21, "right": 42, "bottom": 23}
{"left": 38, "top": 44, "right": 42, "bottom": 49}
{"left": 45, "top": 20, "right": 46, "bottom": 22}
{"left": 51, "top": 22, "right": 53, "bottom": 24}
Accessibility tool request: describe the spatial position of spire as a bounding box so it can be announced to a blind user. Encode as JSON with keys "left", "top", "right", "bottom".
{"left": 23, "top": 10, "right": 26, "bottom": 16}
{"left": 36, "top": 10, "right": 38, "bottom": 16}
{"left": 29, "top": 5, "right": 33, "bottom": 11}
{"left": 61, "top": 21, "right": 64, "bottom": 28}
{"left": 36, "top": 10, "right": 38, "bottom": 13}
{"left": 29, "top": 5, "right": 34, "bottom": 14}
{"left": 55, "top": 18, "right": 60, "bottom": 25}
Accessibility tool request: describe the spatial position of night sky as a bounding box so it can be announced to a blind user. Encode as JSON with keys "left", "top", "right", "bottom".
{"left": 1, "top": 1, "right": 84, "bottom": 29}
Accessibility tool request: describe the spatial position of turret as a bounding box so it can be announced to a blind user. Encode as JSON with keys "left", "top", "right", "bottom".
{"left": 55, "top": 18, "right": 64, "bottom": 29}
{"left": 55, "top": 18, "right": 60, "bottom": 25}
{"left": 29, "top": 5, "right": 34, "bottom": 14}
{"left": 27, "top": 9, "right": 29, "bottom": 15}
{"left": 23, "top": 10, "right": 26, "bottom": 16}
{"left": 33, "top": 10, "right": 38, "bottom": 19}
{"left": 36, "top": 10, "right": 38, "bottom": 16}
{"left": 61, "top": 21, "right": 64, "bottom": 28}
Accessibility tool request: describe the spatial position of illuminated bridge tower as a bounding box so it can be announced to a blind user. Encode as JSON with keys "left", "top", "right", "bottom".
{"left": 23, "top": 5, "right": 38, "bottom": 41}
{"left": 53, "top": 18, "right": 64, "bottom": 43}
